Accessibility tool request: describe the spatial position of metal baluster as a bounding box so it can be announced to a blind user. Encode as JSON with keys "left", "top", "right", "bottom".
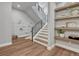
{"left": 31, "top": 20, "right": 43, "bottom": 42}
{"left": 31, "top": 27, "right": 33, "bottom": 42}
{"left": 41, "top": 20, "right": 42, "bottom": 28}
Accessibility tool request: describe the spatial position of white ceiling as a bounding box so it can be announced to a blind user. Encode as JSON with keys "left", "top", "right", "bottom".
{"left": 12, "top": 2, "right": 36, "bottom": 10}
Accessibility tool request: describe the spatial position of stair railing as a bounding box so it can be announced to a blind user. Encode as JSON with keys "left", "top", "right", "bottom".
{"left": 36, "top": 3, "right": 47, "bottom": 23}
{"left": 31, "top": 3, "right": 47, "bottom": 42}
{"left": 31, "top": 20, "right": 43, "bottom": 42}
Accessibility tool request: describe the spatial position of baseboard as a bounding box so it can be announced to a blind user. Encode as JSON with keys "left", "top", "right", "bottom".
{"left": 18, "top": 34, "right": 31, "bottom": 40}
{"left": 0, "top": 42, "right": 12, "bottom": 47}
{"left": 25, "top": 37, "right": 31, "bottom": 40}
{"left": 56, "top": 43, "right": 79, "bottom": 53}
{"left": 47, "top": 45, "right": 55, "bottom": 50}
{"left": 18, "top": 35, "right": 29, "bottom": 37}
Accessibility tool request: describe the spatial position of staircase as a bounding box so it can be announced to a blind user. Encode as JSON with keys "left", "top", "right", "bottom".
{"left": 34, "top": 24, "right": 48, "bottom": 47}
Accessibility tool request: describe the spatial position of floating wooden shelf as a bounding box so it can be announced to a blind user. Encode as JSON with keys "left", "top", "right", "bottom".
{"left": 55, "top": 27, "right": 79, "bottom": 31}
{"left": 55, "top": 3, "right": 79, "bottom": 12}
{"left": 55, "top": 36, "right": 79, "bottom": 44}
{"left": 55, "top": 3, "right": 79, "bottom": 45}
{"left": 56, "top": 15, "right": 79, "bottom": 20}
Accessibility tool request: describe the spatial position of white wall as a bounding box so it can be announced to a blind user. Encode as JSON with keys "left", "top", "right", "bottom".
{"left": 0, "top": 2, "right": 12, "bottom": 46}
{"left": 32, "top": 2, "right": 48, "bottom": 23}
{"left": 12, "top": 9, "right": 34, "bottom": 37}
{"left": 38, "top": 2, "right": 48, "bottom": 15}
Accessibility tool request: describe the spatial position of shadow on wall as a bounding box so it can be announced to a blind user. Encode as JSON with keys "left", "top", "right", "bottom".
{"left": 12, "top": 9, "right": 34, "bottom": 37}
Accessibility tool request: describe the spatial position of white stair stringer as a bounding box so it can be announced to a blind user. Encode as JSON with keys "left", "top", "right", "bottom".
{"left": 34, "top": 23, "right": 48, "bottom": 47}
{"left": 33, "top": 23, "right": 47, "bottom": 39}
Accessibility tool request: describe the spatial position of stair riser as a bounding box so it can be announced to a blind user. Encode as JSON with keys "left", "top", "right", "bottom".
{"left": 35, "top": 37, "right": 48, "bottom": 41}
{"left": 38, "top": 35, "right": 48, "bottom": 39}
{"left": 39, "top": 33, "right": 48, "bottom": 36}
{"left": 34, "top": 40, "right": 47, "bottom": 47}
{"left": 39, "top": 32, "right": 48, "bottom": 34}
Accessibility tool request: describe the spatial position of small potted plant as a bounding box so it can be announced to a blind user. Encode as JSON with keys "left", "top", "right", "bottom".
{"left": 57, "top": 29, "right": 65, "bottom": 37}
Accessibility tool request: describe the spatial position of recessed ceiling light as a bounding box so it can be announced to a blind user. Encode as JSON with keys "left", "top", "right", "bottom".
{"left": 17, "top": 4, "right": 21, "bottom": 8}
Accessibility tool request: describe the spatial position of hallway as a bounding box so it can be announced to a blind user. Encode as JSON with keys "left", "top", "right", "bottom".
{"left": 0, "top": 38, "right": 79, "bottom": 56}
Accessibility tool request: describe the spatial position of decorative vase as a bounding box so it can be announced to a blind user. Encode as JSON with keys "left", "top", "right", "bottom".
{"left": 60, "top": 34, "right": 64, "bottom": 37}
{"left": 71, "top": 10, "right": 79, "bottom": 15}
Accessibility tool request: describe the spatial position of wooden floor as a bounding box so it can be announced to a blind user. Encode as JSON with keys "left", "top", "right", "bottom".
{"left": 0, "top": 38, "right": 79, "bottom": 56}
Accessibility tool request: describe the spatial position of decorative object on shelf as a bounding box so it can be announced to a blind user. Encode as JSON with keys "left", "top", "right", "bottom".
{"left": 68, "top": 8, "right": 72, "bottom": 15}
{"left": 61, "top": 10, "right": 68, "bottom": 17}
{"left": 66, "top": 22, "right": 77, "bottom": 28}
{"left": 72, "top": 10, "right": 79, "bottom": 15}
{"left": 77, "top": 24, "right": 79, "bottom": 27}
{"left": 57, "top": 29, "right": 65, "bottom": 37}
{"left": 68, "top": 34, "right": 79, "bottom": 40}
{"left": 61, "top": 25, "right": 66, "bottom": 28}
{"left": 56, "top": 10, "right": 68, "bottom": 17}
{"left": 70, "top": 8, "right": 79, "bottom": 16}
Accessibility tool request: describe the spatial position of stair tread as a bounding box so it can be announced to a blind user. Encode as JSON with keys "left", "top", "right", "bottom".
{"left": 39, "top": 32, "right": 48, "bottom": 35}
{"left": 44, "top": 29, "right": 48, "bottom": 30}
{"left": 44, "top": 27, "right": 48, "bottom": 29}
{"left": 40, "top": 31, "right": 48, "bottom": 34}
{"left": 35, "top": 38, "right": 48, "bottom": 44}
{"left": 36, "top": 37, "right": 48, "bottom": 42}
{"left": 42, "top": 29, "right": 48, "bottom": 31}
{"left": 41, "top": 30, "right": 48, "bottom": 33}
{"left": 37, "top": 35, "right": 48, "bottom": 39}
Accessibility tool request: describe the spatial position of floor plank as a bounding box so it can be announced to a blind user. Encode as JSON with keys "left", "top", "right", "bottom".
{"left": 0, "top": 38, "right": 79, "bottom": 56}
